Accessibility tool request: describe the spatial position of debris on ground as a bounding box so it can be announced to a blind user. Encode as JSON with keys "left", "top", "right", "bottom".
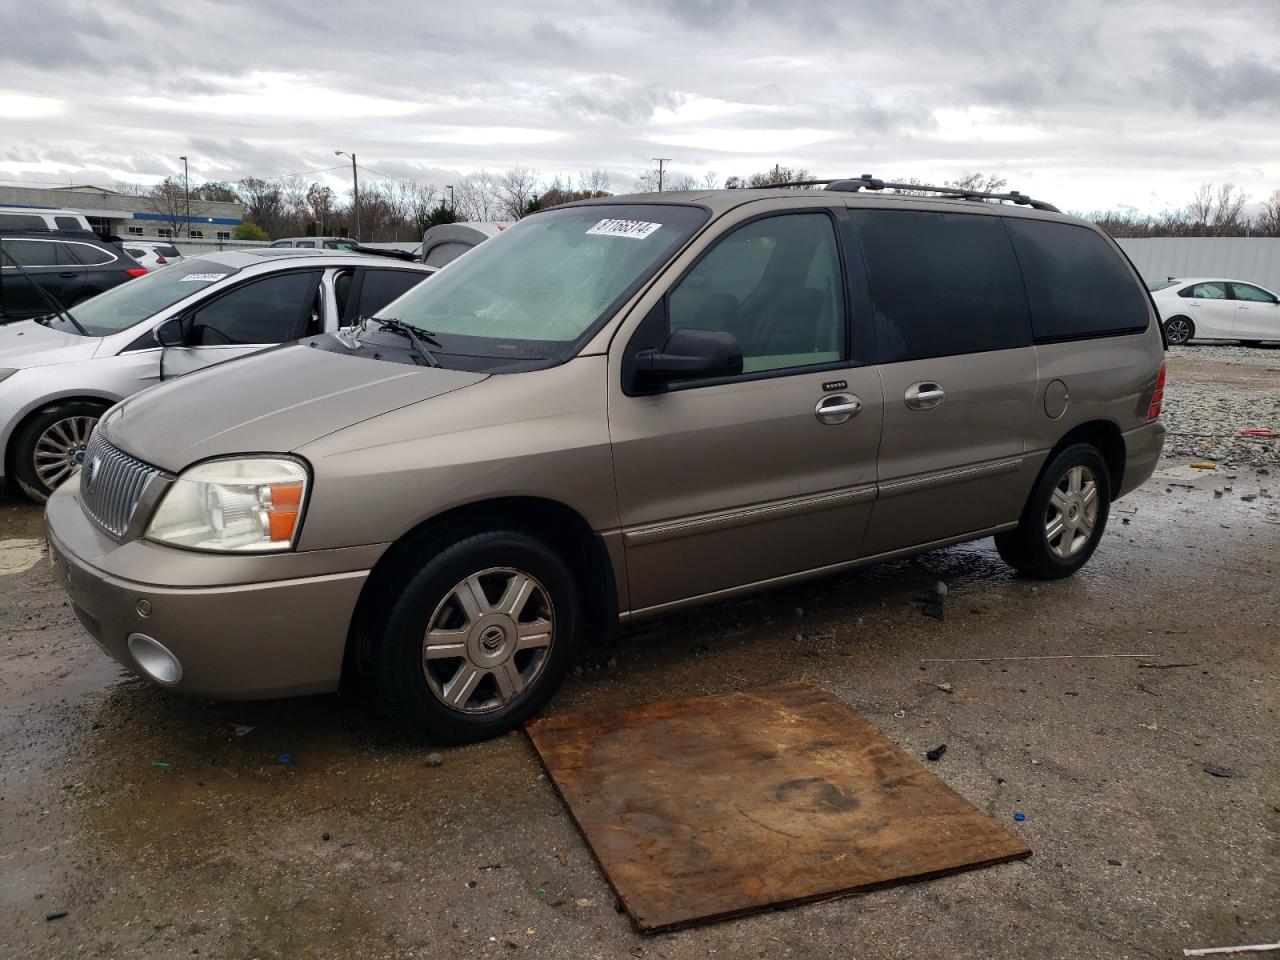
{"left": 920, "top": 653, "right": 1152, "bottom": 664}
{"left": 1191, "top": 462, "right": 1218, "bottom": 470}
{"left": 1013, "top": 812, "right": 1026, "bottom": 822}
{"left": 926, "top": 744, "right": 947, "bottom": 761}
{"left": 1202, "top": 765, "right": 1238, "bottom": 779}
{"left": 44, "top": 911, "right": 68, "bottom": 922}
{"left": 277, "top": 753, "right": 294, "bottom": 765}
{"left": 150, "top": 760, "right": 169, "bottom": 768}
{"left": 1181, "top": 944, "right": 1280, "bottom": 957}
{"left": 923, "top": 581, "right": 947, "bottom": 620}
{"left": 231, "top": 724, "right": 255, "bottom": 737}
{"left": 425, "top": 752, "right": 444, "bottom": 768}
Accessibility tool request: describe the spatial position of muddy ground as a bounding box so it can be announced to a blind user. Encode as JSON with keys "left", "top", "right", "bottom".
{"left": 1, "top": 345, "right": 1277, "bottom": 960}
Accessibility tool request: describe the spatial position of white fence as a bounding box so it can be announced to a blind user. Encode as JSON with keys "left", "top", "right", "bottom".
{"left": 1117, "top": 237, "right": 1280, "bottom": 291}
{"left": 171, "top": 237, "right": 270, "bottom": 256}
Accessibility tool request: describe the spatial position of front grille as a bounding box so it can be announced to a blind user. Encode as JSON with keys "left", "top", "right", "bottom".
{"left": 80, "top": 433, "right": 161, "bottom": 539}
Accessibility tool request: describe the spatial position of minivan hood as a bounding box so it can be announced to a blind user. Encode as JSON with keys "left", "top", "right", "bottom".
{"left": 101, "top": 343, "right": 488, "bottom": 471}
{"left": 0, "top": 320, "right": 99, "bottom": 368}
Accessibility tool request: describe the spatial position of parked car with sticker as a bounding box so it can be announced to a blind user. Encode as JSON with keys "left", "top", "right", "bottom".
{"left": 1148, "top": 276, "right": 1280, "bottom": 345}
{"left": 122, "top": 241, "right": 184, "bottom": 270}
{"left": 0, "top": 249, "right": 434, "bottom": 500}
{"left": 43, "top": 178, "right": 1166, "bottom": 744}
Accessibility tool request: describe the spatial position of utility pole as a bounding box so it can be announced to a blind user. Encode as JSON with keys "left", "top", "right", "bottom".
{"left": 335, "top": 150, "right": 361, "bottom": 240}
{"left": 447, "top": 184, "right": 454, "bottom": 211}
{"left": 179, "top": 155, "right": 190, "bottom": 238}
{"left": 651, "top": 158, "right": 671, "bottom": 192}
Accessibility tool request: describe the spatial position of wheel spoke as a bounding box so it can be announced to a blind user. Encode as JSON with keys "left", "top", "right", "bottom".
{"left": 1067, "top": 466, "right": 1083, "bottom": 494}
{"left": 516, "top": 619, "right": 552, "bottom": 649}
{"left": 1045, "top": 516, "right": 1065, "bottom": 544}
{"left": 493, "top": 660, "right": 525, "bottom": 699}
{"left": 423, "top": 625, "right": 468, "bottom": 661}
{"left": 454, "top": 575, "right": 489, "bottom": 623}
{"left": 1080, "top": 481, "right": 1098, "bottom": 508}
{"left": 1050, "top": 487, "right": 1070, "bottom": 512}
{"left": 497, "top": 573, "right": 534, "bottom": 618}
{"left": 442, "top": 664, "right": 482, "bottom": 708}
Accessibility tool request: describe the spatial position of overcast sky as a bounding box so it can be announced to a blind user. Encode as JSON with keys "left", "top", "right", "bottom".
{"left": 1, "top": 0, "right": 1277, "bottom": 214}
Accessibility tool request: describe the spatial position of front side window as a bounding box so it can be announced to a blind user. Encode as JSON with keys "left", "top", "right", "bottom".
{"left": 1184, "top": 282, "right": 1228, "bottom": 299}
{"left": 1004, "top": 218, "right": 1148, "bottom": 343}
{"left": 356, "top": 268, "right": 429, "bottom": 320}
{"left": 854, "top": 210, "right": 1030, "bottom": 361}
{"left": 295, "top": 240, "right": 316, "bottom": 249}
{"left": 70, "top": 259, "right": 240, "bottom": 336}
{"left": 1230, "top": 282, "right": 1276, "bottom": 303}
{"left": 188, "top": 271, "right": 322, "bottom": 345}
{"left": 0, "top": 238, "right": 60, "bottom": 266}
{"left": 667, "top": 213, "right": 845, "bottom": 374}
{"left": 384, "top": 203, "right": 707, "bottom": 361}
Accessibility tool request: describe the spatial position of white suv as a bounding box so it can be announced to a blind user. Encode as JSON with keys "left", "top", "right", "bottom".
{"left": 1149, "top": 277, "right": 1280, "bottom": 345}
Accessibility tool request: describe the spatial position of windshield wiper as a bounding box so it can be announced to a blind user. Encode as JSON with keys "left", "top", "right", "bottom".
{"left": 0, "top": 246, "right": 90, "bottom": 335}
{"left": 364, "top": 316, "right": 441, "bottom": 367}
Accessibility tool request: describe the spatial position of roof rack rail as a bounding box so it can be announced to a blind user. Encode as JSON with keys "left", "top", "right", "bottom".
{"left": 753, "top": 174, "right": 1060, "bottom": 213}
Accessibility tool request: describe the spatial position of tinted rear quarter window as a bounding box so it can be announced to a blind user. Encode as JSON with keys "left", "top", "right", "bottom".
{"left": 0, "top": 213, "right": 48, "bottom": 231}
{"left": 1005, "top": 219, "right": 1149, "bottom": 342}
{"left": 54, "top": 216, "right": 83, "bottom": 231}
{"left": 66, "top": 242, "right": 115, "bottom": 266}
{"left": 852, "top": 209, "right": 1030, "bottom": 363}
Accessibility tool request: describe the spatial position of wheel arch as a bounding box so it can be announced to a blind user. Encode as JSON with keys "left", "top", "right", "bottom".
{"left": 1043, "top": 419, "right": 1126, "bottom": 500}
{"left": 2, "top": 393, "right": 118, "bottom": 481}
{"left": 344, "top": 495, "right": 619, "bottom": 685}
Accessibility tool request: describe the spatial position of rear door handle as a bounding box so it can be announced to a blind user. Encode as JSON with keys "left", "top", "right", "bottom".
{"left": 58, "top": 271, "right": 78, "bottom": 278}
{"left": 905, "top": 381, "right": 945, "bottom": 411}
{"left": 815, "top": 393, "right": 861, "bottom": 425}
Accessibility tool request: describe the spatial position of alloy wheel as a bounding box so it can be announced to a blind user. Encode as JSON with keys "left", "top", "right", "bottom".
{"left": 1044, "top": 465, "right": 1099, "bottom": 559}
{"left": 33, "top": 416, "right": 97, "bottom": 492}
{"left": 421, "top": 566, "right": 555, "bottom": 714}
{"left": 1165, "top": 318, "right": 1191, "bottom": 344}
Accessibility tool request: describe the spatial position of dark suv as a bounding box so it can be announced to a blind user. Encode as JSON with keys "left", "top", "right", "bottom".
{"left": 0, "top": 232, "right": 147, "bottom": 324}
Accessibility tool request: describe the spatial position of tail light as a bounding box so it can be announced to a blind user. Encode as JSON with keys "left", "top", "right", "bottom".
{"left": 125, "top": 267, "right": 148, "bottom": 278}
{"left": 1147, "top": 361, "right": 1166, "bottom": 421}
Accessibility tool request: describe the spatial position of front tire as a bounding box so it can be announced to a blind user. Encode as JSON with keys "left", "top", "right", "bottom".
{"left": 1163, "top": 316, "right": 1194, "bottom": 345}
{"left": 995, "top": 444, "right": 1111, "bottom": 580}
{"left": 10, "top": 401, "right": 104, "bottom": 503}
{"left": 367, "top": 530, "right": 582, "bottom": 743}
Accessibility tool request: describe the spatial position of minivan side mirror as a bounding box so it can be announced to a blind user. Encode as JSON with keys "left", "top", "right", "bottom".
{"left": 153, "top": 316, "right": 185, "bottom": 348}
{"left": 632, "top": 328, "right": 743, "bottom": 390}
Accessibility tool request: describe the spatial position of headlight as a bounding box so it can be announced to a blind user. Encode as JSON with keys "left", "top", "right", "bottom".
{"left": 0, "top": 368, "right": 18, "bottom": 385}
{"left": 145, "top": 457, "right": 309, "bottom": 553}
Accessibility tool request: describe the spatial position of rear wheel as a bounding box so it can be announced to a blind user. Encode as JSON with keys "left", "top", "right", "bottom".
{"left": 995, "top": 444, "right": 1111, "bottom": 579}
{"left": 1163, "top": 316, "right": 1194, "bottom": 344}
{"left": 366, "top": 529, "right": 581, "bottom": 743}
{"left": 10, "top": 401, "right": 105, "bottom": 503}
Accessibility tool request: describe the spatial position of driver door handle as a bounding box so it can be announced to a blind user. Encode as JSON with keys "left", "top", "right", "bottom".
{"left": 815, "top": 393, "right": 861, "bottom": 425}
{"left": 905, "top": 381, "right": 945, "bottom": 411}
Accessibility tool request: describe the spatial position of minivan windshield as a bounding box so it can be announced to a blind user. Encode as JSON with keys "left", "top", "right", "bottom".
{"left": 376, "top": 204, "right": 707, "bottom": 361}
{"left": 65, "top": 258, "right": 240, "bottom": 336}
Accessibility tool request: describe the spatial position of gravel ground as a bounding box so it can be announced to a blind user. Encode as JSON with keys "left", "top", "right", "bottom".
{"left": 1162, "top": 343, "right": 1280, "bottom": 467}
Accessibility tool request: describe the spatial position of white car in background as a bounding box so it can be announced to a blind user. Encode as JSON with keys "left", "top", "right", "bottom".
{"left": 121, "top": 240, "right": 184, "bottom": 270}
{"left": 1149, "top": 277, "right": 1280, "bottom": 346}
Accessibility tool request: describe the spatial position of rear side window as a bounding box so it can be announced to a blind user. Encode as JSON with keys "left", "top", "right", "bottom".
{"left": 852, "top": 210, "right": 1029, "bottom": 363}
{"left": 65, "top": 242, "right": 115, "bottom": 266}
{"left": 0, "top": 213, "right": 48, "bottom": 231}
{"left": 1, "top": 238, "right": 60, "bottom": 266}
{"left": 356, "top": 269, "right": 428, "bottom": 319}
{"left": 1005, "top": 219, "right": 1149, "bottom": 342}
{"left": 1181, "top": 282, "right": 1227, "bottom": 299}
{"left": 156, "top": 245, "right": 181, "bottom": 258}
{"left": 54, "top": 216, "right": 82, "bottom": 231}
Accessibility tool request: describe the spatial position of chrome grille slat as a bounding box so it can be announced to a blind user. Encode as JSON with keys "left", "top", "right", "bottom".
{"left": 80, "top": 433, "right": 161, "bottom": 539}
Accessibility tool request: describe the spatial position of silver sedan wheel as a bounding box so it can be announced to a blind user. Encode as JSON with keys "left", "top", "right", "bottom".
{"left": 33, "top": 415, "right": 97, "bottom": 492}
{"left": 1164, "top": 318, "right": 1192, "bottom": 344}
{"left": 421, "top": 566, "right": 555, "bottom": 714}
{"left": 1044, "top": 465, "right": 1099, "bottom": 559}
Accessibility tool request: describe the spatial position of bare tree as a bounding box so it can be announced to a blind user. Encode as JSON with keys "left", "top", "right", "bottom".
{"left": 1186, "top": 182, "right": 1215, "bottom": 235}
{"left": 1256, "top": 189, "right": 1280, "bottom": 237}
{"left": 1210, "top": 183, "right": 1249, "bottom": 235}
{"left": 577, "top": 169, "right": 612, "bottom": 195}
{"left": 946, "top": 172, "right": 1009, "bottom": 194}
{"left": 195, "top": 181, "right": 239, "bottom": 203}
{"left": 454, "top": 171, "right": 501, "bottom": 221}
{"left": 700, "top": 170, "right": 720, "bottom": 190}
{"left": 148, "top": 176, "right": 188, "bottom": 238}
{"left": 237, "top": 177, "right": 286, "bottom": 238}
{"left": 280, "top": 175, "right": 310, "bottom": 228}
{"left": 306, "top": 182, "right": 335, "bottom": 234}
{"left": 498, "top": 167, "right": 541, "bottom": 220}
{"left": 407, "top": 183, "right": 442, "bottom": 238}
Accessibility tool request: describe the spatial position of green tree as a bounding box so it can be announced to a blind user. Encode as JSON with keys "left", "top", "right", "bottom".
{"left": 233, "top": 221, "right": 269, "bottom": 241}
{"left": 423, "top": 203, "right": 460, "bottom": 229}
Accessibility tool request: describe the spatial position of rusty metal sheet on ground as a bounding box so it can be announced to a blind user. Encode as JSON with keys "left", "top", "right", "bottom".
{"left": 526, "top": 682, "right": 1032, "bottom": 932}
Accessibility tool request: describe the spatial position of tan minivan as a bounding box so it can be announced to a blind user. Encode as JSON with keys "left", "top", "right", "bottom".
{"left": 45, "top": 177, "right": 1167, "bottom": 742}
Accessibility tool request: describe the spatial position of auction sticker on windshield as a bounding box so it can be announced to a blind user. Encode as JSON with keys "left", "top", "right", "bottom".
{"left": 586, "top": 219, "right": 662, "bottom": 240}
{"left": 179, "top": 273, "right": 228, "bottom": 282}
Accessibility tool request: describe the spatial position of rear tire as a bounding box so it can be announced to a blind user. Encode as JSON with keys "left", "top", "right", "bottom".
{"left": 1163, "top": 316, "right": 1194, "bottom": 344}
{"left": 366, "top": 529, "right": 581, "bottom": 743}
{"left": 995, "top": 443, "right": 1111, "bottom": 580}
{"left": 10, "top": 401, "right": 105, "bottom": 503}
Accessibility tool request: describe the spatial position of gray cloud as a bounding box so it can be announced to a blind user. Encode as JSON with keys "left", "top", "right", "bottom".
{"left": 0, "top": 0, "right": 1276, "bottom": 213}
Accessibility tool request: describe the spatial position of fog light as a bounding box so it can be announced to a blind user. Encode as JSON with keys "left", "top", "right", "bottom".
{"left": 127, "top": 633, "right": 183, "bottom": 685}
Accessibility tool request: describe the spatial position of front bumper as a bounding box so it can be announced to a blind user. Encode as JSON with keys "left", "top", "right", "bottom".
{"left": 45, "top": 476, "right": 381, "bottom": 699}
